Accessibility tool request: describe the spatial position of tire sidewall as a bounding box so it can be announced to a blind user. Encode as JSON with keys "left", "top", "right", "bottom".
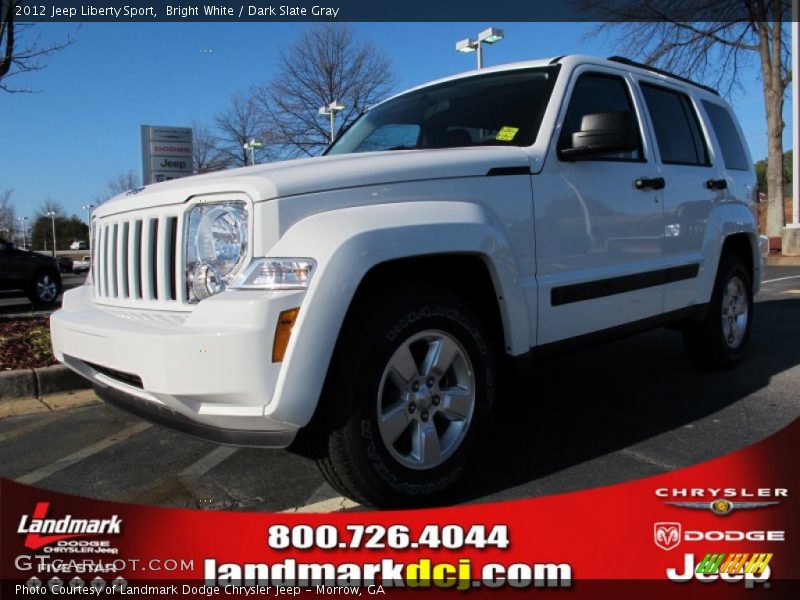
{"left": 340, "top": 293, "right": 495, "bottom": 504}
{"left": 711, "top": 256, "right": 753, "bottom": 363}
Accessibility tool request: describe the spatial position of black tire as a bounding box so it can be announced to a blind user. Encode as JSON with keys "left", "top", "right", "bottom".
{"left": 682, "top": 252, "right": 753, "bottom": 370}
{"left": 27, "top": 269, "right": 62, "bottom": 307}
{"left": 313, "top": 288, "right": 496, "bottom": 508}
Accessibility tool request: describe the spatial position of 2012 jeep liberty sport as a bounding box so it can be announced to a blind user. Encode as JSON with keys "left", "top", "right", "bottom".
{"left": 51, "top": 55, "right": 768, "bottom": 507}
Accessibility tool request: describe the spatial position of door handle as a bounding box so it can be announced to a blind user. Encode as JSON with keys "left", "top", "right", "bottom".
{"left": 706, "top": 178, "right": 728, "bottom": 190}
{"left": 635, "top": 177, "right": 665, "bottom": 190}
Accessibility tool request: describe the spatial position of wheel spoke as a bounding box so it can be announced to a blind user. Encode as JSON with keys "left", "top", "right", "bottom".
{"left": 441, "top": 387, "right": 472, "bottom": 421}
{"left": 735, "top": 297, "right": 747, "bottom": 316}
{"left": 421, "top": 336, "right": 459, "bottom": 378}
{"left": 388, "top": 344, "right": 418, "bottom": 389}
{"left": 380, "top": 402, "right": 411, "bottom": 444}
{"left": 413, "top": 420, "right": 441, "bottom": 464}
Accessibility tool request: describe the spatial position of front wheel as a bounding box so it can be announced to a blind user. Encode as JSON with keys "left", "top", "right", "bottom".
{"left": 314, "top": 288, "right": 496, "bottom": 508}
{"left": 682, "top": 252, "right": 753, "bottom": 370}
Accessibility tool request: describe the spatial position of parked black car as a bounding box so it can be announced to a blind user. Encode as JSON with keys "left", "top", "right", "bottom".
{"left": 57, "top": 256, "right": 74, "bottom": 274}
{"left": 0, "top": 239, "right": 63, "bottom": 306}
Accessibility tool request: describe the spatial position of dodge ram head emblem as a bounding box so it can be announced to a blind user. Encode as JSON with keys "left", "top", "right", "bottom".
{"left": 654, "top": 522, "right": 682, "bottom": 551}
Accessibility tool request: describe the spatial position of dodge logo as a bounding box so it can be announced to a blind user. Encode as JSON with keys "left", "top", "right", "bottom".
{"left": 654, "top": 522, "right": 682, "bottom": 551}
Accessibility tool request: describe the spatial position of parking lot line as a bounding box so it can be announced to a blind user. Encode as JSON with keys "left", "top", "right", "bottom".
{"left": 282, "top": 496, "right": 360, "bottom": 513}
{"left": 178, "top": 446, "right": 239, "bottom": 483}
{"left": 762, "top": 274, "right": 800, "bottom": 284}
{"left": 16, "top": 422, "right": 152, "bottom": 485}
{"left": 0, "top": 413, "right": 65, "bottom": 444}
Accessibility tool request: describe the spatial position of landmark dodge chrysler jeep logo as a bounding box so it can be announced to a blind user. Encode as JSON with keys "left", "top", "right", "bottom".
{"left": 17, "top": 503, "right": 122, "bottom": 550}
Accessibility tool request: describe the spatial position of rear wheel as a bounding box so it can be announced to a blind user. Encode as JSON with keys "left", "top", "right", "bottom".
{"left": 313, "top": 288, "right": 496, "bottom": 508}
{"left": 27, "top": 270, "right": 61, "bottom": 307}
{"left": 683, "top": 252, "right": 753, "bottom": 370}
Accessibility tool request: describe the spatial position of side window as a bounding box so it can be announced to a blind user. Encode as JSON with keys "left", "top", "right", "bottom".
{"left": 558, "top": 73, "right": 642, "bottom": 161}
{"left": 702, "top": 101, "right": 750, "bottom": 171}
{"left": 641, "top": 83, "right": 709, "bottom": 166}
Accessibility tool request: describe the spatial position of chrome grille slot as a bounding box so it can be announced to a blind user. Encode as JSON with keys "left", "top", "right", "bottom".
{"left": 93, "top": 211, "right": 183, "bottom": 309}
{"left": 127, "top": 220, "right": 140, "bottom": 299}
{"left": 168, "top": 217, "right": 178, "bottom": 301}
{"left": 155, "top": 218, "right": 166, "bottom": 301}
{"left": 109, "top": 223, "right": 118, "bottom": 298}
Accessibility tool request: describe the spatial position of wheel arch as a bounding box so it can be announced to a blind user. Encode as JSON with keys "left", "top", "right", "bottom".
{"left": 263, "top": 201, "right": 529, "bottom": 428}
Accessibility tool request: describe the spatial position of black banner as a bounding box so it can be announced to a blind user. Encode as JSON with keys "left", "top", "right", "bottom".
{"left": 7, "top": 0, "right": 797, "bottom": 23}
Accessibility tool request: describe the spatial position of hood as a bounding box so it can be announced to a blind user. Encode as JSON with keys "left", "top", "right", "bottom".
{"left": 94, "top": 146, "right": 531, "bottom": 217}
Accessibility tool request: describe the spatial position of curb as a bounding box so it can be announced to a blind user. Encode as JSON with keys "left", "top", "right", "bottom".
{"left": 0, "top": 365, "right": 90, "bottom": 401}
{"left": 766, "top": 255, "right": 800, "bottom": 267}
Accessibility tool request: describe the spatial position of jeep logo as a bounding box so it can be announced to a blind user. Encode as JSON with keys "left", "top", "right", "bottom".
{"left": 160, "top": 158, "right": 187, "bottom": 169}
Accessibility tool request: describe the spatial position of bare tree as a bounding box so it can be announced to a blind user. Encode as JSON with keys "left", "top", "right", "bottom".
{"left": 255, "top": 24, "right": 396, "bottom": 158}
{"left": 214, "top": 91, "right": 275, "bottom": 167}
{"left": 191, "top": 120, "right": 227, "bottom": 174}
{"left": 1, "top": 1, "right": 75, "bottom": 92}
{"left": 37, "top": 197, "right": 64, "bottom": 217}
{"left": 581, "top": 0, "right": 791, "bottom": 237}
{"left": 95, "top": 170, "right": 140, "bottom": 204}
{"left": 0, "top": 188, "right": 15, "bottom": 238}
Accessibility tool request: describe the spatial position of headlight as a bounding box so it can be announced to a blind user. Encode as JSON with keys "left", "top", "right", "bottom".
{"left": 185, "top": 201, "right": 248, "bottom": 303}
{"left": 231, "top": 258, "right": 316, "bottom": 290}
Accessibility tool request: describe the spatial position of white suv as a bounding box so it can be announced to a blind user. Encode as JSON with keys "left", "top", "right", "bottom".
{"left": 51, "top": 55, "right": 766, "bottom": 507}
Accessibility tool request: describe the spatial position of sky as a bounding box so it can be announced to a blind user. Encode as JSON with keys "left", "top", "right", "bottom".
{"left": 0, "top": 21, "right": 793, "bottom": 224}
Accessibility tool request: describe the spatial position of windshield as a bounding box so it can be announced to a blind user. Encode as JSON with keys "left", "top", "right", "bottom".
{"left": 327, "top": 66, "right": 559, "bottom": 155}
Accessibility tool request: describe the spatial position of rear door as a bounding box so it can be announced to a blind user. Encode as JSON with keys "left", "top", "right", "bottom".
{"left": 534, "top": 66, "right": 665, "bottom": 344}
{"left": 700, "top": 98, "right": 758, "bottom": 218}
{"left": 635, "top": 79, "right": 720, "bottom": 312}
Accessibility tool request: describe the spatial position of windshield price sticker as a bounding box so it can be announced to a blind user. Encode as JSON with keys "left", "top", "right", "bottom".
{"left": 495, "top": 126, "right": 520, "bottom": 141}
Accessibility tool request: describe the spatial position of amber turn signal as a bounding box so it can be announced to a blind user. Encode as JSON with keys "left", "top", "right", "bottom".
{"left": 272, "top": 308, "right": 300, "bottom": 363}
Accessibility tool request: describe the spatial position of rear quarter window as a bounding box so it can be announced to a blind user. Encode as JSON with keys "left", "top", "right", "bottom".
{"left": 702, "top": 101, "right": 750, "bottom": 171}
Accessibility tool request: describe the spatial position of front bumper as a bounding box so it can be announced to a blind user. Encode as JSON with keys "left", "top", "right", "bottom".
{"left": 50, "top": 285, "right": 306, "bottom": 447}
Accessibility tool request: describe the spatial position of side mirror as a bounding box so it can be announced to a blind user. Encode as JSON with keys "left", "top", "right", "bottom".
{"left": 559, "top": 111, "right": 638, "bottom": 160}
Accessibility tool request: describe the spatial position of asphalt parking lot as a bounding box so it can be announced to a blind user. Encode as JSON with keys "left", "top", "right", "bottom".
{"left": 1, "top": 266, "right": 799, "bottom": 512}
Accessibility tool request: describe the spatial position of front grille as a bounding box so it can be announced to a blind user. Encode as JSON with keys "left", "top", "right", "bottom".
{"left": 94, "top": 212, "right": 183, "bottom": 307}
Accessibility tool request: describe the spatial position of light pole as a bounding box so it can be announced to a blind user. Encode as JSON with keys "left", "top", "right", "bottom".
{"left": 319, "top": 101, "right": 345, "bottom": 142}
{"left": 242, "top": 139, "right": 263, "bottom": 166}
{"left": 46, "top": 211, "right": 58, "bottom": 258}
{"left": 455, "top": 27, "right": 504, "bottom": 69}
{"left": 17, "top": 217, "right": 28, "bottom": 250}
{"left": 82, "top": 204, "right": 94, "bottom": 251}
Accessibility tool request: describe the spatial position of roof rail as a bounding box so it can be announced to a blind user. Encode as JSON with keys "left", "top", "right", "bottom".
{"left": 607, "top": 56, "right": 719, "bottom": 96}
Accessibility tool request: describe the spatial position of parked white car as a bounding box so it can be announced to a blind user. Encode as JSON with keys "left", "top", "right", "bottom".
{"left": 51, "top": 55, "right": 766, "bottom": 507}
{"left": 70, "top": 241, "right": 88, "bottom": 250}
{"left": 72, "top": 256, "right": 91, "bottom": 273}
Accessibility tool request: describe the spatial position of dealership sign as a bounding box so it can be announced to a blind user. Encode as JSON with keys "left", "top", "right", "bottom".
{"left": 141, "top": 125, "right": 193, "bottom": 184}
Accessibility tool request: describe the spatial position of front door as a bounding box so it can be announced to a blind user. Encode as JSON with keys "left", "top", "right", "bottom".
{"left": 534, "top": 67, "right": 665, "bottom": 344}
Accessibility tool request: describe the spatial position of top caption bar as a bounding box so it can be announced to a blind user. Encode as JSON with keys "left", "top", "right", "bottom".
{"left": 9, "top": 0, "right": 797, "bottom": 23}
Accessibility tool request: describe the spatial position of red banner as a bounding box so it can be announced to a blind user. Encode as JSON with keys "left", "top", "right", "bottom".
{"left": 2, "top": 419, "right": 798, "bottom": 598}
